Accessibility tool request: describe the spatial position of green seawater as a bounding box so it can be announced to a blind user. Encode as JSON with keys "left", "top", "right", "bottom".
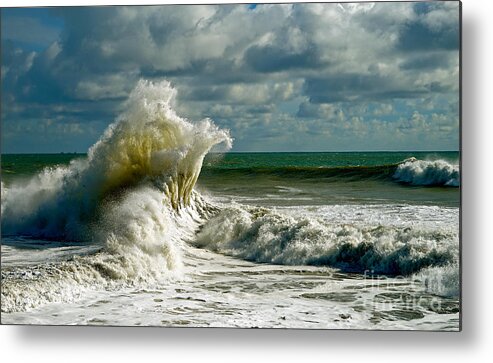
{"left": 199, "top": 152, "right": 460, "bottom": 207}
{"left": 203, "top": 151, "right": 458, "bottom": 169}
{"left": 1, "top": 152, "right": 460, "bottom": 207}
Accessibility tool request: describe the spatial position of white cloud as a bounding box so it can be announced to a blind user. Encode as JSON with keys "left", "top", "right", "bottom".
{"left": 1, "top": 2, "right": 460, "bottom": 152}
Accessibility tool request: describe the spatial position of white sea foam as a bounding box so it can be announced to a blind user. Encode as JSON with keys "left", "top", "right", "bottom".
{"left": 413, "top": 264, "right": 460, "bottom": 298}
{"left": 194, "top": 204, "right": 459, "bottom": 288}
{"left": 393, "top": 159, "right": 460, "bottom": 186}
{"left": 1, "top": 189, "right": 214, "bottom": 313}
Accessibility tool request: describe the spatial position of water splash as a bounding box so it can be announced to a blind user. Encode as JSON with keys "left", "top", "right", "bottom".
{"left": 1, "top": 80, "right": 231, "bottom": 312}
{"left": 1, "top": 79, "right": 232, "bottom": 240}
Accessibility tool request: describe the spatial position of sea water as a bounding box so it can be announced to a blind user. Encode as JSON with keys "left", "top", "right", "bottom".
{"left": 0, "top": 80, "right": 460, "bottom": 330}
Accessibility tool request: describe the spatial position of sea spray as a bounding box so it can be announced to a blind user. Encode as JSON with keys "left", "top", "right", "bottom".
{"left": 1, "top": 79, "right": 231, "bottom": 312}
{"left": 1, "top": 79, "right": 232, "bottom": 239}
{"left": 413, "top": 264, "right": 460, "bottom": 298}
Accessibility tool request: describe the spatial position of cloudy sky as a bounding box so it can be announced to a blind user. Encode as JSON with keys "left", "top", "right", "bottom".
{"left": 1, "top": 2, "right": 460, "bottom": 153}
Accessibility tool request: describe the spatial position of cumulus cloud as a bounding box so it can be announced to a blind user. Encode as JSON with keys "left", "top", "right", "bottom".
{"left": 1, "top": 2, "right": 460, "bottom": 152}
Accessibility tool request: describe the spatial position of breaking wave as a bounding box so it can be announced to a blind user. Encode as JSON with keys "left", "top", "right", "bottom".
{"left": 1, "top": 79, "right": 231, "bottom": 240}
{"left": 393, "top": 158, "right": 460, "bottom": 187}
{"left": 193, "top": 204, "right": 459, "bottom": 296}
{"left": 1, "top": 80, "right": 231, "bottom": 312}
{"left": 413, "top": 264, "right": 460, "bottom": 298}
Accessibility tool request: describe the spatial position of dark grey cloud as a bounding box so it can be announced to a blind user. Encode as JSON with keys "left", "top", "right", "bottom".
{"left": 399, "top": 52, "right": 453, "bottom": 70}
{"left": 398, "top": 21, "right": 459, "bottom": 52}
{"left": 397, "top": 2, "right": 459, "bottom": 52}
{"left": 244, "top": 44, "right": 325, "bottom": 73}
{"left": 303, "top": 74, "right": 430, "bottom": 104}
{"left": 182, "top": 85, "right": 230, "bottom": 102}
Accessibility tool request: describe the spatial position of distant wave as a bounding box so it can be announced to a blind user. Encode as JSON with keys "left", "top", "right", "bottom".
{"left": 393, "top": 158, "right": 460, "bottom": 187}
{"left": 201, "top": 157, "right": 460, "bottom": 187}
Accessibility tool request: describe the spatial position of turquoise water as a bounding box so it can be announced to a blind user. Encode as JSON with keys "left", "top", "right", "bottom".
{"left": 2, "top": 152, "right": 460, "bottom": 208}
{"left": 1, "top": 151, "right": 459, "bottom": 176}
{"left": 199, "top": 152, "right": 460, "bottom": 207}
{"left": 203, "top": 151, "right": 458, "bottom": 169}
{"left": 1, "top": 153, "right": 82, "bottom": 182}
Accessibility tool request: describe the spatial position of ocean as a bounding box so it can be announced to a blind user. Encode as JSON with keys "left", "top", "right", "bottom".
{"left": 0, "top": 81, "right": 460, "bottom": 330}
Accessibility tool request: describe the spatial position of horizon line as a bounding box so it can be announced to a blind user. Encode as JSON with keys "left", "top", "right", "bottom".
{"left": 1, "top": 150, "right": 460, "bottom": 155}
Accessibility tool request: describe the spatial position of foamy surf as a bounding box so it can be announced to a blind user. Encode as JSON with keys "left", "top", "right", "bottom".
{"left": 193, "top": 202, "right": 459, "bottom": 296}
{"left": 1, "top": 191, "right": 211, "bottom": 313}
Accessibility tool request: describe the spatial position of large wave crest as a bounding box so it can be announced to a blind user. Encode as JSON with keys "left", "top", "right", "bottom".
{"left": 1, "top": 80, "right": 231, "bottom": 312}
